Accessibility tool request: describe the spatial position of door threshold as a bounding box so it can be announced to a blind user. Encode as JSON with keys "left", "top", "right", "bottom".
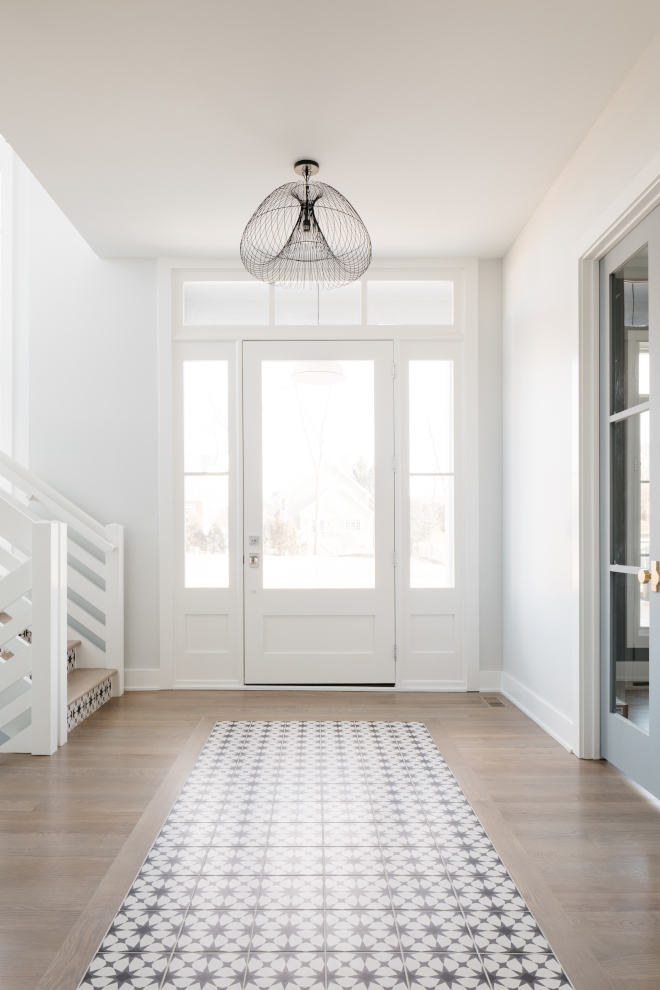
{"left": 245, "top": 683, "right": 397, "bottom": 688}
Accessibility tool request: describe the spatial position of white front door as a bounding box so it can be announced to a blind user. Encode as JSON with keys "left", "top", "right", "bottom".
{"left": 243, "top": 339, "right": 395, "bottom": 684}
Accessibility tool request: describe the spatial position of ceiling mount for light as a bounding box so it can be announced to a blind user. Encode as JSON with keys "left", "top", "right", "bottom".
{"left": 240, "top": 160, "right": 371, "bottom": 290}
{"left": 293, "top": 159, "right": 320, "bottom": 177}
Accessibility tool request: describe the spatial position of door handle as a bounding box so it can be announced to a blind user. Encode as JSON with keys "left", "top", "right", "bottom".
{"left": 638, "top": 560, "right": 660, "bottom": 592}
{"left": 249, "top": 554, "right": 259, "bottom": 568}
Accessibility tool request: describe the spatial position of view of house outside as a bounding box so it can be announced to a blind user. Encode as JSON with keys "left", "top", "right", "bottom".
{"left": 409, "top": 360, "right": 454, "bottom": 588}
{"left": 262, "top": 360, "right": 375, "bottom": 589}
{"left": 184, "top": 360, "right": 230, "bottom": 588}
{"left": 182, "top": 357, "right": 455, "bottom": 591}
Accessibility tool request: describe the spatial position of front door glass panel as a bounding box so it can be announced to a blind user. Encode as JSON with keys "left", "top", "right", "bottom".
{"left": 261, "top": 360, "right": 375, "bottom": 589}
{"left": 409, "top": 360, "right": 454, "bottom": 588}
{"left": 183, "top": 360, "right": 229, "bottom": 588}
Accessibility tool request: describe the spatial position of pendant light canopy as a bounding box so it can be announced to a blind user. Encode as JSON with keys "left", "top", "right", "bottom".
{"left": 240, "top": 161, "right": 371, "bottom": 290}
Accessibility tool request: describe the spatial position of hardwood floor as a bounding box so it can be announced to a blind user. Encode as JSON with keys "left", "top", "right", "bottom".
{"left": 0, "top": 689, "right": 658, "bottom": 990}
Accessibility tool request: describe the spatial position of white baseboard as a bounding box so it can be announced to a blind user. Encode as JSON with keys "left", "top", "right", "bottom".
{"left": 159, "top": 680, "right": 473, "bottom": 692}
{"left": 124, "top": 668, "right": 161, "bottom": 691}
{"left": 398, "top": 680, "right": 467, "bottom": 691}
{"left": 479, "top": 670, "right": 502, "bottom": 692}
{"left": 173, "top": 680, "right": 243, "bottom": 690}
{"left": 501, "top": 671, "right": 574, "bottom": 752}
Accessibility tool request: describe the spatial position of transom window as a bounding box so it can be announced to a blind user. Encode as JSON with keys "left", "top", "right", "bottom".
{"left": 183, "top": 279, "right": 454, "bottom": 327}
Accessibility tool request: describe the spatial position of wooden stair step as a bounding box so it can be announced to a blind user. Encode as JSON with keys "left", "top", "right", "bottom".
{"left": 67, "top": 639, "right": 82, "bottom": 650}
{"left": 67, "top": 667, "right": 117, "bottom": 706}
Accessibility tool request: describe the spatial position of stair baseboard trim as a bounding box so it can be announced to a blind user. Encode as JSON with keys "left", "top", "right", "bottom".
{"left": 124, "top": 668, "right": 161, "bottom": 691}
{"left": 501, "top": 671, "right": 574, "bottom": 752}
{"left": 479, "top": 670, "right": 503, "bottom": 692}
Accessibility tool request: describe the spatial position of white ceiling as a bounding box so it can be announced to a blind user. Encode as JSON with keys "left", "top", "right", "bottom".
{"left": 0, "top": 0, "right": 657, "bottom": 259}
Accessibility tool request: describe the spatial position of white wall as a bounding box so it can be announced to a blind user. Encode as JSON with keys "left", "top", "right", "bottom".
{"left": 10, "top": 154, "right": 160, "bottom": 673}
{"left": 503, "top": 31, "right": 660, "bottom": 750}
{"left": 478, "top": 260, "right": 503, "bottom": 687}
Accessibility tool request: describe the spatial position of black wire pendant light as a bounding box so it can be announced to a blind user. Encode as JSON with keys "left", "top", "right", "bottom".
{"left": 240, "top": 160, "right": 371, "bottom": 289}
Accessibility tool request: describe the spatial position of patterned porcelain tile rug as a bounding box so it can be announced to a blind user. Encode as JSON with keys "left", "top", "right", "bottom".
{"left": 80, "top": 721, "right": 573, "bottom": 990}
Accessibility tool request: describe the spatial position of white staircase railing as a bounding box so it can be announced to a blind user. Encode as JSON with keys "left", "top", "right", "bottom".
{"left": 0, "top": 508, "right": 67, "bottom": 753}
{"left": 0, "top": 451, "right": 124, "bottom": 753}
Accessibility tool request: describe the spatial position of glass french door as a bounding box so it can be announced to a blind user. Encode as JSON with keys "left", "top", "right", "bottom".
{"left": 243, "top": 340, "right": 396, "bottom": 684}
{"left": 600, "top": 203, "right": 660, "bottom": 798}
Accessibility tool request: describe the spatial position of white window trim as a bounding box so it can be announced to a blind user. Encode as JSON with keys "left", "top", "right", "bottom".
{"left": 158, "top": 256, "right": 479, "bottom": 692}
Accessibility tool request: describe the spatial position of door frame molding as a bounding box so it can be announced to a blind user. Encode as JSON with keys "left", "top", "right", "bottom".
{"left": 578, "top": 156, "right": 660, "bottom": 758}
{"left": 157, "top": 257, "right": 479, "bottom": 691}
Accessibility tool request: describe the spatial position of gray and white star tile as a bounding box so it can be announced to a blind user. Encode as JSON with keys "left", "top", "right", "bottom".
{"left": 263, "top": 847, "right": 324, "bottom": 875}
{"left": 465, "top": 911, "right": 551, "bottom": 954}
{"left": 482, "top": 953, "right": 572, "bottom": 989}
{"left": 325, "top": 911, "right": 401, "bottom": 952}
{"left": 244, "top": 953, "right": 325, "bottom": 990}
{"left": 211, "top": 823, "right": 270, "bottom": 846}
{"left": 451, "top": 877, "right": 528, "bottom": 912}
{"left": 326, "top": 952, "right": 407, "bottom": 990}
{"left": 100, "top": 910, "right": 184, "bottom": 953}
{"left": 251, "top": 911, "right": 325, "bottom": 952}
{"left": 257, "top": 876, "right": 325, "bottom": 911}
{"left": 381, "top": 848, "right": 445, "bottom": 876}
{"left": 403, "top": 952, "right": 490, "bottom": 990}
{"left": 123, "top": 877, "right": 197, "bottom": 911}
{"left": 192, "top": 877, "right": 262, "bottom": 911}
{"left": 323, "top": 823, "right": 379, "bottom": 847}
{"left": 77, "top": 721, "right": 574, "bottom": 990}
{"left": 324, "top": 848, "right": 385, "bottom": 876}
{"left": 271, "top": 803, "right": 323, "bottom": 824}
{"left": 80, "top": 953, "right": 170, "bottom": 990}
{"left": 395, "top": 911, "right": 474, "bottom": 953}
{"left": 202, "top": 847, "right": 265, "bottom": 875}
{"left": 140, "top": 848, "right": 208, "bottom": 878}
{"left": 442, "top": 848, "right": 508, "bottom": 877}
{"left": 322, "top": 803, "right": 374, "bottom": 824}
{"left": 324, "top": 876, "right": 391, "bottom": 911}
{"left": 156, "top": 823, "right": 216, "bottom": 847}
{"left": 177, "top": 911, "right": 254, "bottom": 952}
{"left": 162, "top": 952, "right": 247, "bottom": 990}
{"left": 267, "top": 823, "right": 323, "bottom": 847}
{"left": 387, "top": 877, "right": 457, "bottom": 912}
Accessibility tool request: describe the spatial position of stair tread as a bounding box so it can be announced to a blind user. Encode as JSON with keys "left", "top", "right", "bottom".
{"left": 67, "top": 639, "right": 82, "bottom": 649}
{"left": 67, "top": 667, "right": 116, "bottom": 706}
